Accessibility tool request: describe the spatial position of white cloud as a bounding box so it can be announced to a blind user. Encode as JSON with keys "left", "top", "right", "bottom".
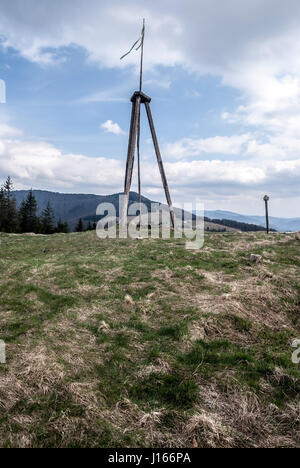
{"left": 101, "top": 120, "right": 126, "bottom": 135}
{"left": 0, "top": 129, "right": 300, "bottom": 216}
{"left": 78, "top": 88, "right": 127, "bottom": 104}
{"left": 164, "top": 134, "right": 251, "bottom": 159}
{"left": 0, "top": 136, "right": 124, "bottom": 193}
{"left": 163, "top": 131, "right": 300, "bottom": 162}
{"left": 222, "top": 74, "right": 300, "bottom": 135}
{"left": 1, "top": 1, "right": 300, "bottom": 136}
{"left": 2, "top": 1, "right": 299, "bottom": 133}
{"left": 0, "top": 123, "right": 23, "bottom": 138}
{"left": 163, "top": 159, "right": 300, "bottom": 190}
{"left": 144, "top": 79, "right": 171, "bottom": 89}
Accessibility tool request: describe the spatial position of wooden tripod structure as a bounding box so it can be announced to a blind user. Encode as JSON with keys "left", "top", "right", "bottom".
{"left": 122, "top": 91, "right": 175, "bottom": 227}
{"left": 121, "top": 20, "right": 175, "bottom": 228}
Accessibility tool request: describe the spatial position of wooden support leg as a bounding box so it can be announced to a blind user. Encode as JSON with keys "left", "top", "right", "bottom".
{"left": 121, "top": 96, "right": 141, "bottom": 226}
{"left": 145, "top": 101, "right": 175, "bottom": 228}
{"left": 136, "top": 101, "right": 142, "bottom": 228}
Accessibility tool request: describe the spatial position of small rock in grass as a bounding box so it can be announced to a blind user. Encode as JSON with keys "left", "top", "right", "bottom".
{"left": 295, "top": 231, "right": 300, "bottom": 240}
{"left": 250, "top": 254, "right": 262, "bottom": 264}
{"left": 98, "top": 320, "right": 110, "bottom": 332}
{"left": 222, "top": 293, "right": 231, "bottom": 300}
{"left": 125, "top": 294, "right": 135, "bottom": 306}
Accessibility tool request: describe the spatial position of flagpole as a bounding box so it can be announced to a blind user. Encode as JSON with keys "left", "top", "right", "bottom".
{"left": 137, "top": 19, "right": 145, "bottom": 229}
{"left": 121, "top": 19, "right": 149, "bottom": 231}
{"left": 139, "top": 19, "right": 145, "bottom": 93}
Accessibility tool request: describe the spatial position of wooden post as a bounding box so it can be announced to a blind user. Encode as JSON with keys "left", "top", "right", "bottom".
{"left": 145, "top": 101, "right": 175, "bottom": 229}
{"left": 121, "top": 96, "right": 141, "bottom": 226}
{"left": 264, "top": 195, "right": 270, "bottom": 234}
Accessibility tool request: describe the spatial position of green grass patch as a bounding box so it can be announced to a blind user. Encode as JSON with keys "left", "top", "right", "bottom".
{"left": 129, "top": 372, "right": 198, "bottom": 410}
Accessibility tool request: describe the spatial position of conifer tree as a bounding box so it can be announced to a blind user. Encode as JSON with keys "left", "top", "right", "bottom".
{"left": 41, "top": 201, "right": 55, "bottom": 234}
{"left": 63, "top": 222, "right": 69, "bottom": 233}
{"left": 0, "top": 177, "right": 18, "bottom": 233}
{"left": 56, "top": 219, "right": 69, "bottom": 233}
{"left": 75, "top": 218, "right": 84, "bottom": 232}
{"left": 0, "top": 187, "right": 5, "bottom": 231}
{"left": 56, "top": 218, "right": 64, "bottom": 233}
{"left": 19, "top": 189, "right": 39, "bottom": 233}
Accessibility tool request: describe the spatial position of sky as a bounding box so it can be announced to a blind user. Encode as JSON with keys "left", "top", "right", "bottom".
{"left": 0, "top": 0, "right": 300, "bottom": 217}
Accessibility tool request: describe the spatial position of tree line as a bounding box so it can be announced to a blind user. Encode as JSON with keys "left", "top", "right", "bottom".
{"left": 208, "top": 217, "right": 276, "bottom": 232}
{"left": 0, "top": 176, "right": 95, "bottom": 234}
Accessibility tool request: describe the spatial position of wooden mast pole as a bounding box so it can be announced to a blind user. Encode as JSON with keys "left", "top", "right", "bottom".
{"left": 137, "top": 19, "right": 145, "bottom": 228}
{"left": 139, "top": 19, "right": 145, "bottom": 93}
{"left": 121, "top": 96, "right": 141, "bottom": 226}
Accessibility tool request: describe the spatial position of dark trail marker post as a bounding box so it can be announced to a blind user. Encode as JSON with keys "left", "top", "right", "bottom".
{"left": 264, "top": 195, "right": 270, "bottom": 234}
{"left": 120, "top": 20, "right": 175, "bottom": 229}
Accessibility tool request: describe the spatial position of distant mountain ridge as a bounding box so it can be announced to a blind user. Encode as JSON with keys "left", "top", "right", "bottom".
{"left": 205, "top": 210, "right": 300, "bottom": 232}
{"left": 12, "top": 190, "right": 299, "bottom": 232}
{"left": 13, "top": 190, "right": 152, "bottom": 231}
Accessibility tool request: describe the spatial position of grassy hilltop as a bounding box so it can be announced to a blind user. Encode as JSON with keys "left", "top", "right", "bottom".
{"left": 0, "top": 231, "right": 299, "bottom": 448}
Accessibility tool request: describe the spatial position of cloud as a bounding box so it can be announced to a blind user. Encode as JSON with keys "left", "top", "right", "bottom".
{"left": 164, "top": 131, "right": 300, "bottom": 162}
{"left": 0, "top": 136, "right": 124, "bottom": 193}
{"left": 0, "top": 129, "right": 300, "bottom": 216}
{"left": 0, "top": 123, "right": 23, "bottom": 138}
{"left": 162, "top": 159, "right": 300, "bottom": 192}
{"left": 2, "top": 0, "right": 300, "bottom": 135}
{"left": 78, "top": 88, "right": 127, "bottom": 104}
{"left": 101, "top": 120, "right": 126, "bottom": 135}
{"left": 0, "top": 1, "right": 183, "bottom": 68}
{"left": 0, "top": 1, "right": 297, "bottom": 76}
{"left": 222, "top": 74, "right": 300, "bottom": 135}
{"left": 143, "top": 79, "right": 171, "bottom": 89}
{"left": 164, "top": 134, "right": 251, "bottom": 159}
